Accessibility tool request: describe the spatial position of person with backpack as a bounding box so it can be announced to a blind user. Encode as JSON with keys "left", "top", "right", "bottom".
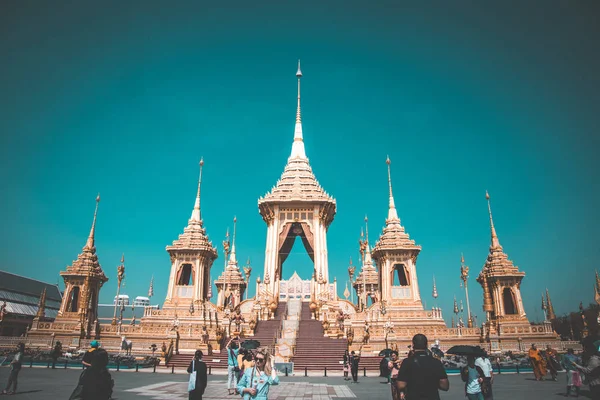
{"left": 2, "top": 343, "right": 24, "bottom": 395}
{"left": 461, "top": 355, "right": 486, "bottom": 400}
{"left": 226, "top": 337, "right": 241, "bottom": 395}
{"left": 573, "top": 337, "right": 600, "bottom": 400}
{"left": 187, "top": 350, "right": 207, "bottom": 400}
{"left": 79, "top": 348, "right": 113, "bottom": 400}
{"left": 396, "top": 334, "right": 449, "bottom": 400}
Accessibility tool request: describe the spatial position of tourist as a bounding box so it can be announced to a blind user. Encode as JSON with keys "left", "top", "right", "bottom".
{"left": 388, "top": 351, "right": 401, "bottom": 399}
{"left": 461, "top": 355, "right": 486, "bottom": 400}
{"left": 226, "top": 337, "right": 241, "bottom": 395}
{"left": 349, "top": 349, "right": 361, "bottom": 384}
{"left": 561, "top": 348, "right": 582, "bottom": 397}
{"left": 80, "top": 348, "right": 113, "bottom": 400}
{"left": 475, "top": 354, "right": 494, "bottom": 399}
{"left": 187, "top": 350, "right": 207, "bottom": 400}
{"left": 238, "top": 349, "right": 255, "bottom": 381}
{"left": 82, "top": 340, "right": 100, "bottom": 368}
{"left": 573, "top": 337, "right": 600, "bottom": 399}
{"left": 546, "top": 345, "right": 559, "bottom": 382}
{"left": 343, "top": 350, "right": 350, "bottom": 381}
{"left": 237, "top": 348, "right": 279, "bottom": 399}
{"left": 2, "top": 343, "right": 24, "bottom": 395}
{"left": 528, "top": 344, "right": 546, "bottom": 381}
{"left": 396, "top": 334, "right": 449, "bottom": 400}
{"left": 50, "top": 341, "right": 62, "bottom": 369}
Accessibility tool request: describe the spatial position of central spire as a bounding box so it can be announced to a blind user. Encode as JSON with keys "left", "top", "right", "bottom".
{"left": 386, "top": 156, "right": 400, "bottom": 222}
{"left": 290, "top": 60, "right": 307, "bottom": 159}
{"left": 190, "top": 158, "right": 204, "bottom": 222}
{"left": 485, "top": 191, "right": 501, "bottom": 248}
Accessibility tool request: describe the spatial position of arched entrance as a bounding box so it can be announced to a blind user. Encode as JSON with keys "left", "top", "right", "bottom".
{"left": 502, "top": 288, "right": 517, "bottom": 315}
{"left": 277, "top": 222, "right": 315, "bottom": 281}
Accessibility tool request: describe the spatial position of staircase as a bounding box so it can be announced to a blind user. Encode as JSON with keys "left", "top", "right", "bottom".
{"left": 292, "top": 303, "right": 348, "bottom": 371}
{"left": 167, "top": 303, "right": 288, "bottom": 370}
{"left": 251, "top": 302, "right": 287, "bottom": 352}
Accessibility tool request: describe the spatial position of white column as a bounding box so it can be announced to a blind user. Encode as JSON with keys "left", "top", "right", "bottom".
{"left": 195, "top": 258, "right": 202, "bottom": 301}
{"left": 411, "top": 259, "right": 421, "bottom": 302}
{"left": 322, "top": 223, "right": 329, "bottom": 282}
{"left": 167, "top": 259, "right": 179, "bottom": 301}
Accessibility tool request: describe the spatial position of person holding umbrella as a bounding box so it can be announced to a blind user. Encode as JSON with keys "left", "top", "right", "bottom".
{"left": 461, "top": 355, "right": 486, "bottom": 400}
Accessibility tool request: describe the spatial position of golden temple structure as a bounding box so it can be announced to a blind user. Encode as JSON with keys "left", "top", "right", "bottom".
{"left": 27, "top": 62, "right": 563, "bottom": 358}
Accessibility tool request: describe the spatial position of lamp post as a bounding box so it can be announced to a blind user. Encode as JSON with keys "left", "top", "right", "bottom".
{"left": 460, "top": 254, "right": 473, "bottom": 328}
{"left": 112, "top": 254, "right": 125, "bottom": 325}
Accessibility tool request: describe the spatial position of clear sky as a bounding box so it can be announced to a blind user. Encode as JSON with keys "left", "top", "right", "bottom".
{"left": 1, "top": 1, "right": 599, "bottom": 326}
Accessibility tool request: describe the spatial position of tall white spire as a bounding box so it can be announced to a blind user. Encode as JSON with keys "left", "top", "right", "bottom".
{"left": 229, "top": 216, "right": 237, "bottom": 264}
{"left": 386, "top": 156, "right": 400, "bottom": 222}
{"left": 290, "top": 60, "right": 307, "bottom": 159}
{"left": 190, "top": 158, "right": 204, "bottom": 222}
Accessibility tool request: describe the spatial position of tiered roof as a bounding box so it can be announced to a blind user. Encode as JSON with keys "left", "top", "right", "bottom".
{"left": 258, "top": 61, "right": 336, "bottom": 225}
{"left": 60, "top": 195, "right": 108, "bottom": 283}
{"left": 372, "top": 157, "right": 421, "bottom": 255}
{"left": 166, "top": 159, "right": 218, "bottom": 259}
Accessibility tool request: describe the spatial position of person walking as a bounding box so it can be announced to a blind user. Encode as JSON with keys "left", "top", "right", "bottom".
{"left": 50, "top": 341, "right": 62, "bottom": 369}
{"left": 573, "top": 337, "right": 600, "bottom": 400}
{"left": 461, "top": 355, "right": 486, "bottom": 400}
{"left": 82, "top": 340, "right": 100, "bottom": 368}
{"left": 80, "top": 348, "right": 113, "bottom": 400}
{"left": 349, "top": 349, "right": 361, "bottom": 384}
{"left": 388, "top": 351, "right": 401, "bottom": 399}
{"left": 396, "top": 334, "right": 449, "bottom": 400}
{"left": 475, "top": 354, "right": 494, "bottom": 399}
{"left": 187, "top": 350, "right": 208, "bottom": 400}
{"left": 562, "top": 348, "right": 582, "bottom": 397}
{"left": 342, "top": 350, "right": 350, "bottom": 381}
{"left": 529, "top": 344, "right": 546, "bottom": 381}
{"left": 226, "top": 338, "right": 240, "bottom": 395}
{"left": 237, "top": 348, "right": 279, "bottom": 399}
{"left": 2, "top": 343, "right": 24, "bottom": 395}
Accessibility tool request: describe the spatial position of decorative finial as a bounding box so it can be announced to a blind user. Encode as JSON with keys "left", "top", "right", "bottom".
{"left": 191, "top": 158, "right": 204, "bottom": 222}
{"left": 453, "top": 296, "right": 459, "bottom": 314}
{"left": 229, "top": 216, "right": 238, "bottom": 263}
{"left": 364, "top": 215, "right": 369, "bottom": 245}
{"left": 148, "top": 275, "right": 154, "bottom": 298}
{"left": 290, "top": 61, "right": 307, "bottom": 159}
{"left": 545, "top": 288, "right": 556, "bottom": 320}
{"left": 85, "top": 194, "right": 100, "bottom": 250}
{"left": 120, "top": 253, "right": 125, "bottom": 264}
{"left": 296, "top": 60, "right": 302, "bottom": 123}
{"left": 386, "top": 156, "right": 400, "bottom": 222}
{"left": 432, "top": 275, "right": 438, "bottom": 299}
{"left": 485, "top": 191, "right": 501, "bottom": 248}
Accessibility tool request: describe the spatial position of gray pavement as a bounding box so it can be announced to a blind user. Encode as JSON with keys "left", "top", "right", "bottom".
{"left": 0, "top": 366, "right": 592, "bottom": 399}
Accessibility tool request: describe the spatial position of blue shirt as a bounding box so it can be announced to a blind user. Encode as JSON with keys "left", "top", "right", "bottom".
{"left": 227, "top": 348, "right": 239, "bottom": 367}
{"left": 237, "top": 367, "right": 279, "bottom": 400}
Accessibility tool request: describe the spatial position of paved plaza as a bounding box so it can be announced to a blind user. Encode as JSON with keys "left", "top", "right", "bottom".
{"left": 0, "top": 367, "right": 593, "bottom": 399}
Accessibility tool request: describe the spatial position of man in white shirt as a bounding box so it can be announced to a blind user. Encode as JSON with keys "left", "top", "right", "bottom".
{"left": 475, "top": 355, "right": 494, "bottom": 400}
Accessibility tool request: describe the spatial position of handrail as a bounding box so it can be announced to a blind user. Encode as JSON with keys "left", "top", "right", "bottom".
{"left": 165, "top": 342, "right": 174, "bottom": 364}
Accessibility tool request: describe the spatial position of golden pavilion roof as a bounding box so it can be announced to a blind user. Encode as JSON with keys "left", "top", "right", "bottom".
{"left": 61, "top": 195, "right": 107, "bottom": 283}
{"left": 166, "top": 159, "right": 217, "bottom": 259}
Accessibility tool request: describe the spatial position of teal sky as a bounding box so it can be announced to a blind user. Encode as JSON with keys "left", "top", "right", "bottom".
{"left": 1, "top": 1, "right": 599, "bottom": 326}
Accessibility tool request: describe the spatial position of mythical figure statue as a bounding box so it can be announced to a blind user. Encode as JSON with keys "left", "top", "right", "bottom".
{"left": 171, "top": 317, "right": 180, "bottom": 331}
{"left": 120, "top": 336, "right": 133, "bottom": 356}
{"left": 0, "top": 301, "right": 7, "bottom": 323}
{"left": 201, "top": 325, "right": 209, "bottom": 344}
{"left": 336, "top": 309, "right": 348, "bottom": 331}
{"left": 363, "top": 322, "right": 370, "bottom": 344}
{"left": 232, "top": 308, "right": 245, "bottom": 332}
